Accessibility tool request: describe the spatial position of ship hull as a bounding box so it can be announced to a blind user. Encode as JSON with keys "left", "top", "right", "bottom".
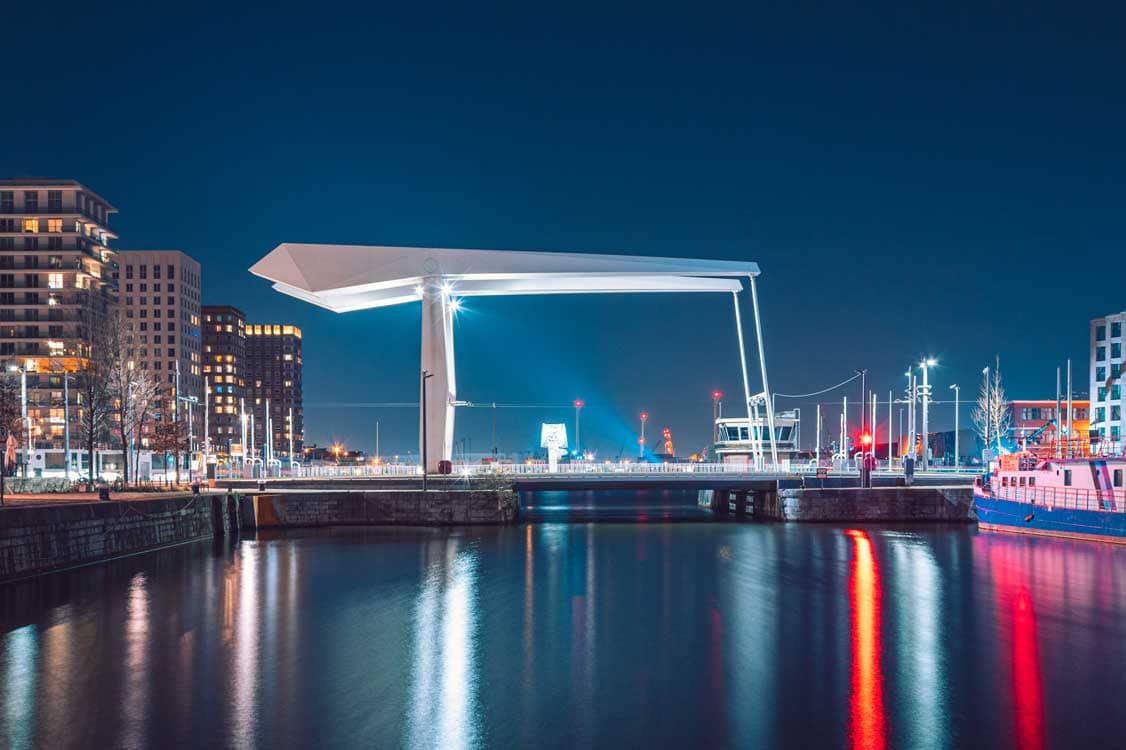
{"left": 975, "top": 491, "right": 1126, "bottom": 544}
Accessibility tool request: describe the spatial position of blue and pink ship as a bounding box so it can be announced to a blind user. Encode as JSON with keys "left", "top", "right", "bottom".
{"left": 975, "top": 449, "right": 1126, "bottom": 543}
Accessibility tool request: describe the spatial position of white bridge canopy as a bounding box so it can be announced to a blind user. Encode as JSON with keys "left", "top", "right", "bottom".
{"left": 250, "top": 243, "right": 777, "bottom": 470}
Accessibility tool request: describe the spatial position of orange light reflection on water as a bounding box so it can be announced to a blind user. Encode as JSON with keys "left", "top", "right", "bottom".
{"left": 847, "top": 529, "right": 886, "bottom": 750}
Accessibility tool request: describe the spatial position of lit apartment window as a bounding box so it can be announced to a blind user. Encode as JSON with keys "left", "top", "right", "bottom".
{"left": 47, "top": 273, "right": 64, "bottom": 289}
{"left": 23, "top": 218, "right": 38, "bottom": 233}
{"left": 47, "top": 218, "right": 62, "bottom": 232}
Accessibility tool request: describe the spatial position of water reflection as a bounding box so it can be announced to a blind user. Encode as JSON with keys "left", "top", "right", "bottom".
{"left": 890, "top": 534, "right": 945, "bottom": 749}
{"left": 406, "top": 539, "right": 480, "bottom": 750}
{"left": 2, "top": 626, "right": 37, "bottom": 750}
{"left": 988, "top": 540, "right": 1045, "bottom": 750}
{"left": 122, "top": 572, "right": 151, "bottom": 749}
{"left": 846, "top": 529, "right": 886, "bottom": 750}
{"left": 5, "top": 525, "right": 1126, "bottom": 747}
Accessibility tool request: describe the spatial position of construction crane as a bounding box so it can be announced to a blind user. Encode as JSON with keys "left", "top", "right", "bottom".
{"left": 661, "top": 427, "right": 675, "bottom": 457}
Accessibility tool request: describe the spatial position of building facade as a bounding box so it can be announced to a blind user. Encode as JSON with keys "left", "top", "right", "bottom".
{"left": 0, "top": 179, "right": 118, "bottom": 471}
{"left": 1008, "top": 398, "right": 1090, "bottom": 446}
{"left": 114, "top": 250, "right": 204, "bottom": 442}
{"left": 246, "top": 323, "right": 303, "bottom": 459}
{"left": 202, "top": 305, "right": 246, "bottom": 457}
{"left": 1091, "top": 312, "right": 1126, "bottom": 443}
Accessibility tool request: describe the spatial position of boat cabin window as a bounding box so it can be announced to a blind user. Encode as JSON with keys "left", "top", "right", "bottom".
{"left": 1028, "top": 477, "right": 1035, "bottom": 487}
{"left": 1001, "top": 476, "right": 1009, "bottom": 487}
{"left": 1064, "top": 469, "right": 1073, "bottom": 486}
{"left": 1115, "top": 469, "right": 1123, "bottom": 488}
{"left": 1019, "top": 477, "right": 1026, "bottom": 487}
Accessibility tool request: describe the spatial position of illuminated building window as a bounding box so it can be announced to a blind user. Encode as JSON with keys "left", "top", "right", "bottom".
{"left": 48, "top": 273, "right": 63, "bottom": 289}
{"left": 23, "top": 218, "right": 38, "bottom": 233}
{"left": 47, "top": 218, "right": 62, "bottom": 232}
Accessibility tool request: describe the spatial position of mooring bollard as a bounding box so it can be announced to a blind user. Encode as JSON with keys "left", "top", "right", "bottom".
{"left": 98, "top": 485, "right": 110, "bottom": 502}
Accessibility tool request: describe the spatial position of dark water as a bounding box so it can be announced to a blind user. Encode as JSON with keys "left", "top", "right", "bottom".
{"left": 2, "top": 522, "right": 1125, "bottom": 749}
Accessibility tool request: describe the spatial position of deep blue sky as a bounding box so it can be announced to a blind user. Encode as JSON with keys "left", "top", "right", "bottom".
{"left": 4, "top": 1, "right": 1124, "bottom": 456}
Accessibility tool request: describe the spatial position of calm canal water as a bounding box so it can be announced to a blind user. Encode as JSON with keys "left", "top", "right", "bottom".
{"left": 2, "top": 520, "right": 1125, "bottom": 749}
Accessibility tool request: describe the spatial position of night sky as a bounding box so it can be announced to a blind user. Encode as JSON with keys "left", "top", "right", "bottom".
{"left": 4, "top": 1, "right": 1124, "bottom": 457}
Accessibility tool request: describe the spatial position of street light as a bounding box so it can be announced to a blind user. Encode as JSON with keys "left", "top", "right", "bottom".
{"left": 949, "top": 383, "right": 960, "bottom": 469}
{"left": 573, "top": 399, "right": 584, "bottom": 458}
{"left": 711, "top": 390, "right": 723, "bottom": 443}
{"left": 7, "top": 365, "right": 29, "bottom": 478}
{"left": 639, "top": 411, "right": 648, "bottom": 458}
{"left": 919, "top": 358, "right": 937, "bottom": 470}
{"left": 982, "top": 366, "right": 991, "bottom": 459}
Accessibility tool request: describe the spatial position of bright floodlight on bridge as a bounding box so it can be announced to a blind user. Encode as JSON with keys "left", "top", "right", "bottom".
{"left": 250, "top": 243, "right": 778, "bottom": 471}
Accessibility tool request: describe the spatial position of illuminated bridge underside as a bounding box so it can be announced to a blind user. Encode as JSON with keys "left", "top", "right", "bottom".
{"left": 250, "top": 243, "right": 772, "bottom": 471}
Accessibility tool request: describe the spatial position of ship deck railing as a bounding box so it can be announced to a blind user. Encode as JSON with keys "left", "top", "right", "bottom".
{"left": 988, "top": 485, "right": 1126, "bottom": 513}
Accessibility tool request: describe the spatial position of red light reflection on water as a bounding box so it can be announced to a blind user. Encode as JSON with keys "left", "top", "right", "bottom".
{"left": 990, "top": 543, "right": 1044, "bottom": 750}
{"left": 846, "top": 529, "right": 886, "bottom": 750}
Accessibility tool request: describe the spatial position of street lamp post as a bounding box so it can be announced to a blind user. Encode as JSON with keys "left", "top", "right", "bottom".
{"left": 7, "top": 366, "right": 30, "bottom": 478}
{"left": 421, "top": 369, "right": 434, "bottom": 490}
{"left": 639, "top": 412, "right": 648, "bottom": 458}
{"left": 711, "top": 390, "right": 723, "bottom": 444}
{"left": 62, "top": 369, "right": 70, "bottom": 482}
{"left": 573, "top": 399, "right": 584, "bottom": 458}
{"left": 919, "top": 359, "right": 936, "bottom": 470}
{"left": 982, "top": 366, "right": 991, "bottom": 459}
{"left": 949, "top": 384, "right": 959, "bottom": 469}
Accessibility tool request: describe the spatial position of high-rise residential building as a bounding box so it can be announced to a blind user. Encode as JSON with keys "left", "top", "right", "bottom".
{"left": 202, "top": 305, "right": 247, "bottom": 456}
{"left": 0, "top": 178, "right": 118, "bottom": 473}
{"left": 114, "top": 250, "right": 204, "bottom": 437}
{"left": 246, "top": 323, "right": 304, "bottom": 459}
{"left": 1090, "top": 312, "right": 1126, "bottom": 443}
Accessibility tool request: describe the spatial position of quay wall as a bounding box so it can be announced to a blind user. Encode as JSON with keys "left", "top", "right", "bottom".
{"left": 0, "top": 494, "right": 222, "bottom": 584}
{"left": 246, "top": 490, "right": 518, "bottom": 528}
{"left": 771, "top": 486, "right": 976, "bottom": 522}
{"left": 1, "top": 489, "right": 517, "bottom": 582}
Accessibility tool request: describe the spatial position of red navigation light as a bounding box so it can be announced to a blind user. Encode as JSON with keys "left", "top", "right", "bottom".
{"left": 640, "top": 412, "right": 648, "bottom": 421}
{"left": 860, "top": 432, "right": 873, "bottom": 447}
{"left": 712, "top": 390, "right": 723, "bottom": 400}
{"left": 573, "top": 399, "right": 584, "bottom": 409}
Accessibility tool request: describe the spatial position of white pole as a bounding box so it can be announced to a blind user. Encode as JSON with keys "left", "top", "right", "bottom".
{"left": 1049, "top": 367, "right": 1058, "bottom": 454}
{"left": 842, "top": 395, "right": 848, "bottom": 457}
{"left": 731, "top": 291, "right": 761, "bottom": 465}
{"left": 887, "top": 389, "right": 893, "bottom": 468}
{"left": 290, "top": 406, "right": 296, "bottom": 469}
{"left": 265, "top": 397, "right": 271, "bottom": 463}
{"left": 63, "top": 370, "right": 70, "bottom": 482}
{"left": 815, "top": 403, "right": 821, "bottom": 465}
{"left": 20, "top": 368, "right": 28, "bottom": 478}
{"left": 203, "top": 384, "right": 209, "bottom": 465}
{"left": 950, "top": 384, "right": 960, "bottom": 468}
{"left": 748, "top": 276, "right": 778, "bottom": 465}
{"left": 240, "top": 397, "right": 246, "bottom": 468}
{"left": 918, "top": 362, "right": 927, "bottom": 468}
{"left": 1067, "top": 359, "right": 1073, "bottom": 458}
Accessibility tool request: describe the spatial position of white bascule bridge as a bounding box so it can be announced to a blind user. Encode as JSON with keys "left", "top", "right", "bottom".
{"left": 250, "top": 244, "right": 778, "bottom": 471}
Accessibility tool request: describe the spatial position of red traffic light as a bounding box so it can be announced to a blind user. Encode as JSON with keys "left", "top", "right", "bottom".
{"left": 640, "top": 412, "right": 648, "bottom": 421}
{"left": 712, "top": 390, "right": 723, "bottom": 400}
{"left": 860, "top": 432, "right": 873, "bottom": 447}
{"left": 573, "top": 399, "right": 584, "bottom": 409}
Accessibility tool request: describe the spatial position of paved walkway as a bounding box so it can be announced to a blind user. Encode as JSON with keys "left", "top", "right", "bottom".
{"left": 0, "top": 490, "right": 213, "bottom": 508}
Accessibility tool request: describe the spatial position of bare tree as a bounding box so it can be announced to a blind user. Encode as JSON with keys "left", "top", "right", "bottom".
{"left": 75, "top": 294, "right": 117, "bottom": 486}
{"left": 151, "top": 417, "right": 188, "bottom": 488}
{"left": 0, "top": 378, "right": 21, "bottom": 475}
{"left": 972, "top": 358, "right": 1012, "bottom": 452}
{"left": 105, "top": 310, "right": 160, "bottom": 487}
